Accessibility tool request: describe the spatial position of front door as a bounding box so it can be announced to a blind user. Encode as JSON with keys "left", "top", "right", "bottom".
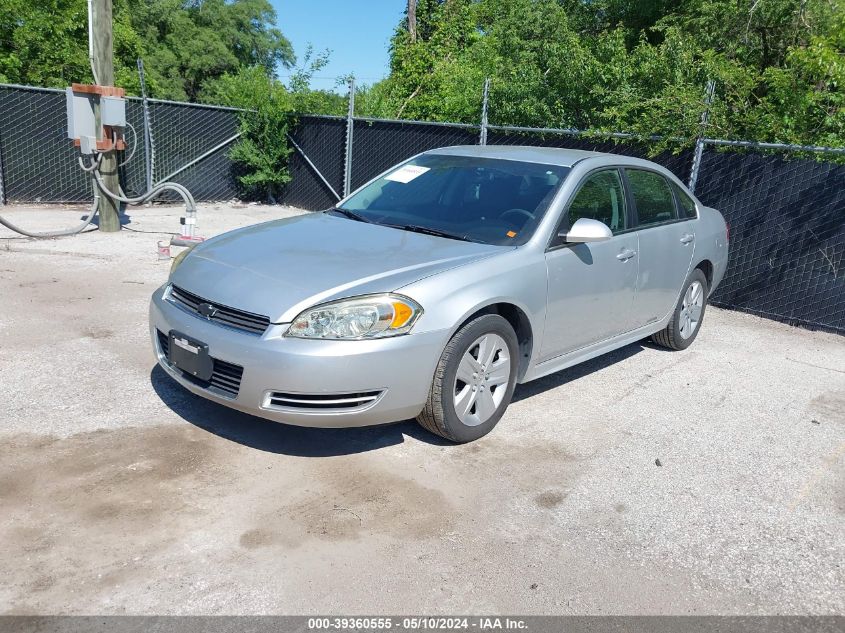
{"left": 541, "top": 169, "right": 639, "bottom": 360}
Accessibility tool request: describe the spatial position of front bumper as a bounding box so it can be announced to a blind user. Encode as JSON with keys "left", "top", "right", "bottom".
{"left": 149, "top": 285, "right": 449, "bottom": 427}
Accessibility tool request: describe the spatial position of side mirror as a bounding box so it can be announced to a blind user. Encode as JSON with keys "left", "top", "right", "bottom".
{"left": 559, "top": 217, "right": 613, "bottom": 243}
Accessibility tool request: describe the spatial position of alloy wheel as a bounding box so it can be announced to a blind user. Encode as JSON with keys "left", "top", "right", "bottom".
{"left": 453, "top": 333, "right": 511, "bottom": 426}
{"left": 679, "top": 280, "right": 704, "bottom": 339}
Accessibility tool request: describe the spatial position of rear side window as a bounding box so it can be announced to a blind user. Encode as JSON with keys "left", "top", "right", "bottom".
{"left": 672, "top": 183, "right": 698, "bottom": 219}
{"left": 627, "top": 169, "right": 677, "bottom": 227}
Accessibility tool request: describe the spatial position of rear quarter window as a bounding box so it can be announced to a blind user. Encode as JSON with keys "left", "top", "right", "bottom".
{"left": 673, "top": 183, "right": 698, "bottom": 219}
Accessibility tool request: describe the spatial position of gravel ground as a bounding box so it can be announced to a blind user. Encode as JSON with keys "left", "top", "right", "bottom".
{"left": 0, "top": 203, "right": 843, "bottom": 615}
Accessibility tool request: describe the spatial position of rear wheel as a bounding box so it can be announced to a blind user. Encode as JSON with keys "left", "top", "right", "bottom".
{"left": 417, "top": 314, "right": 519, "bottom": 443}
{"left": 652, "top": 268, "right": 708, "bottom": 350}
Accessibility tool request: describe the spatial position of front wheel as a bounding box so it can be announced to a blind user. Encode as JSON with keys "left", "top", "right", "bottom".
{"left": 652, "top": 268, "right": 708, "bottom": 350}
{"left": 417, "top": 314, "right": 519, "bottom": 443}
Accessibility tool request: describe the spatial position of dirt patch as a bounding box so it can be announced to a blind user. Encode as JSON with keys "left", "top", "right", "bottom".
{"left": 82, "top": 328, "right": 115, "bottom": 340}
{"left": 0, "top": 424, "right": 224, "bottom": 548}
{"left": 0, "top": 423, "right": 235, "bottom": 612}
{"left": 810, "top": 391, "right": 845, "bottom": 424}
{"left": 239, "top": 528, "right": 275, "bottom": 549}
{"left": 241, "top": 461, "right": 456, "bottom": 547}
{"left": 535, "top": 491, "right": 566, "bottom": 508}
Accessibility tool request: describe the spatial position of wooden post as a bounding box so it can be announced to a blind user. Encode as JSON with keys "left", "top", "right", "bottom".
{"left": 91, "top": 0, "right": 121, "bottom": 232}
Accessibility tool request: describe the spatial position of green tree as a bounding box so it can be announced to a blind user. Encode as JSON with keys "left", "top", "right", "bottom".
{"left": 127, "top": 0, "right": 294, "bottom": 101}
{"left": 205, "top": 48, "right": 345, "bottom": 200}
{"left": 0, "top": 0, "right": 144, "bottom": 91}
{"left": 0, "top": 0, "right": 293, "bottom": 102}
{"left": 370, "top": 0, "right": 845, "bottom": 147}
{"left": 758, "top": 11, "right": 845, "bottom": 146}
{"left": 208, "top": 66, "right": 293, "bottom": 201}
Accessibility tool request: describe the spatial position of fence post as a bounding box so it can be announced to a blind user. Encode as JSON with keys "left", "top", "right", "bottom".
{"left": 137, "top": 58, "right": 154, "bottom": 192}
{"left": 688, "top": 79, "right": 716, "bottom": 193}
{"left": 479, "top": 77, "right": 490, "bottom": 146}
{"left": 0, "top": 136, "right": 5, "bottom": 205}
{"left": 343, "top": 77, "right": 355, "bottom": 197}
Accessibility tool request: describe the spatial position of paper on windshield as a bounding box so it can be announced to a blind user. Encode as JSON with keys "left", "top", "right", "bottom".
{"left": 384, "top": 165, "right": 430, "bottom": 183}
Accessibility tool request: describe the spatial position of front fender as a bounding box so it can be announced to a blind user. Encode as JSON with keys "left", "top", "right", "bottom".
{"left": 397, "top": 249, "right": 548, "bottom": 366}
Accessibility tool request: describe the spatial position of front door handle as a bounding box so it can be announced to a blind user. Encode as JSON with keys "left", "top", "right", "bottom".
{"left": 616, "top": 248, "right": 637, "bottom": 261}
{"left": 680, "top": 233, "right": 695, "bottom": 244}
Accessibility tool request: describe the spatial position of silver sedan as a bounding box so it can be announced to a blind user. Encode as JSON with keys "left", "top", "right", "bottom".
{"left": 150, "top": 146, "right": 729, "bottom": 442}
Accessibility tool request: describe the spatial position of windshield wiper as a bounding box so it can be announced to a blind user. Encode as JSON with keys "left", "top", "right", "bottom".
{"left": 386, "top": 223, "right": 475, "bottom": 243}
{"left": 327, "top": 207, "right": 373, "bottom": 224}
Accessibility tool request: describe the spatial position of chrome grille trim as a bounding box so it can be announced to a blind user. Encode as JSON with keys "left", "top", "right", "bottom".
{"left": 264, "top": 390, "right": 384, "bottom": 413}
{"left": 168, "top": 285, "right": 270, "bottom": 335}
{"left": 156, "top": 330, "right": 244, "bottom": 399}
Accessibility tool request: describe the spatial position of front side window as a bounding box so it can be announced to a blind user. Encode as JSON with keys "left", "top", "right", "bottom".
{"left": 565, "top": 169, "right": 627, "bottom": 234}
{"left": 627, "top": 169, "right": 677, "bottom": 227}
{"left": 338, "top": 154, "right": 570, "bottom": 246}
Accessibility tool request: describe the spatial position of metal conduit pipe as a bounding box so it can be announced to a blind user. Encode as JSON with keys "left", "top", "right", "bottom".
{"left": 93, "top": 169, "right": 199, "bottom": 241}
{"left": 94, "top": 170, "right": 195, "bottom": 210}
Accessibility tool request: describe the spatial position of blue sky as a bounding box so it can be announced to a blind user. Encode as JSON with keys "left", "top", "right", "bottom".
{"left": 271, "top": 1, "right": 406, "bottom": 92}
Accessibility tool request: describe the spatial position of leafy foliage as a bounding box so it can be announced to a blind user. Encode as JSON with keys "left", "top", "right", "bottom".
{"left": 127, "top": 0, "right": 293, "bottom": 101}
{"left": 0, "top": 0, "right": 293, "bottom": 101}
{"left": 368, "top": 0, "right": 845, "bottom": 147}
{"left": 209, "top": 66, "right": 293, "bottom": 200}
{"left": 0, "top": 0, "right": 144, "bottom": 92}
{"left": 204, "top": 50, "right": 343, "bottom": 200}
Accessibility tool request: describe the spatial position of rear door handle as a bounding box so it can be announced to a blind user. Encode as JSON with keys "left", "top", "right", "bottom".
{"left": 616, "top": 248, "right": 637, "bottom": 261}
{"left": 680, "top": 233, "right": 695, "bottom": 244}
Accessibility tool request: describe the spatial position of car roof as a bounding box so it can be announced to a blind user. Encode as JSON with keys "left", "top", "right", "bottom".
{"left": 426, "top": 144, "right": 647, "bottom": 169}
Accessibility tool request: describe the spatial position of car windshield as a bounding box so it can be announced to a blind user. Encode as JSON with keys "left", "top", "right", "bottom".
{"left": 335, "top": 154, "right": 570, "bottom": 245}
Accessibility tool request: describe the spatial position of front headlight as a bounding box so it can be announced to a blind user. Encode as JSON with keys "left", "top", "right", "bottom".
{"left": 169, "top": 245, "right": 195, "bottom": 276}
{"left": 286, "top": 294, "right": 423, "bottom": 340}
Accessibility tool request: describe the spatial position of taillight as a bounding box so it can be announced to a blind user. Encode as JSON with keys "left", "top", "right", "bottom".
{"left": 725, "top": 222, "right": 730, "bottom": 242}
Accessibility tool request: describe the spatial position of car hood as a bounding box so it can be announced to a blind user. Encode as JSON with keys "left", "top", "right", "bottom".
{"left": 170, "top": 212, "right": 503, "bottom": 323}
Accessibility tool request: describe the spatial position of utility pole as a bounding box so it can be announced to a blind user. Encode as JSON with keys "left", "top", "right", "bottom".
{"left": 91, "top": 0, "right": 121, "bottom": 232}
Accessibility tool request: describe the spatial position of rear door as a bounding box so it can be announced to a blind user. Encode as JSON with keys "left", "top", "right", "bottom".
{"left": 541, "top": 168, "right": 639, "bottom": 360}
{"left": 625, "top": 168, "right": 696, "bottom": 328}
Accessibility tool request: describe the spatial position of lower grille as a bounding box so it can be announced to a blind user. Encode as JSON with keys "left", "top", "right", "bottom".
{"left": 157, "top": 330, "right": 244, "bottom": 399}
{"left": 265, "top": 390, "right": 383, "bottom": 412}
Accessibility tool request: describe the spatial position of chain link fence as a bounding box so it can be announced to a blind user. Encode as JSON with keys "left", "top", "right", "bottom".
{"left": 280, "top": 115, "right": 347, "bottom": 210}
{"left": 486, "top": 127, "right": 695, "bottom": 182}
{"left": 699, "top": 150, "right": 845, "bottom": 332}
{"left": 0, "top": 82, "right": 841, "bottom": 334}
{"left": 144, "top": 99, "right": 242, "bottom": 201}
{"left": 0, "top": 84, "right": 242, "bottom": 204}
{"left": 350, "top": 119, "right": 480, "bottom": 191}
{"left": 0, "top": 85, "right": 94, "bottom": 202}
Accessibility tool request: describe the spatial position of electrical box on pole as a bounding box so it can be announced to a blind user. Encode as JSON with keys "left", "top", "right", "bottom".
{"left": 66, "top": 84, "right": 126, "bottom": 153}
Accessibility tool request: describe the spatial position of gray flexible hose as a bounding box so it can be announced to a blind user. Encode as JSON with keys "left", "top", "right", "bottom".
{"left": 0, "top": 194, "right": 101, "bottom": 238}
{"left": 93, "top": 170, "right": 196, "bottom": 210}
{"left": 1, "top": 152, "right": 197, "bottom": 239}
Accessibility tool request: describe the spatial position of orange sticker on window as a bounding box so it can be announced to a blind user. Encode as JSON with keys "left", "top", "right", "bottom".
{"left": 506, "top": 230, "right": 517, "bottom": 238}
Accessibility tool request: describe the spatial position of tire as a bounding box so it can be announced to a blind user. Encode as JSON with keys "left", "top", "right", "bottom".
{"left": 417, "top": 314, "right": 519, "bottom": 443}
{"left": 652, "top": 268, "right": 708, "bottom": 351}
